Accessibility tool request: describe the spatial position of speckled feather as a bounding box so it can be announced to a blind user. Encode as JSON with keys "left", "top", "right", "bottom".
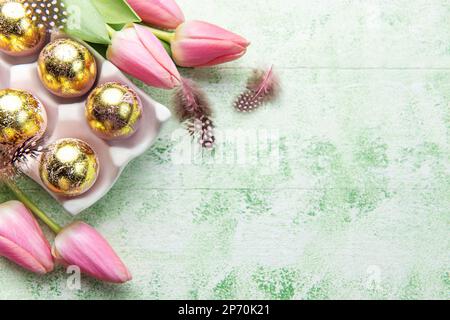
{"left": 0, "top": 144, "right": 16, "bottom": 181}
{"left": 0, "top": 138, "right": 45, "bottom": 181}
{"left": 1, "top": 0, "right": 449, "bottom": 300}
{"left": 23, "top": 0, "right": 68, "bottom": 31}
{"left": 173, "top": 78, "right": 215, "bottom": 148}
{"left": 234, "top": 65, "right": 280, "bottom": 112}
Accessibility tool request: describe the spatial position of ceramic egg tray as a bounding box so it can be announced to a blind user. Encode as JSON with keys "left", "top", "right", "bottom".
{"left": 0, "top": 36, "right": 171, "bottom": 215}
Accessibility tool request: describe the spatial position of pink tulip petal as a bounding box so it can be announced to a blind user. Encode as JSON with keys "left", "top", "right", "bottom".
{"left": 172, "top": 38, "right": 247, "bottom": 67}
{"left": 0, "top": 201, "right": 54, "bottom": 274}
{"left": 0, "top": 236, "right": 47, "bottom": 274}
{"left": 176, "top": 20, "right": 250, "bottom": 48}
{"left": 197, "top": 51, "right": 247, "bottom": 67}
{"left": 107, "top": 26, "right": 180, "bottom": 89}
{"left": 54, "top": 222, "right": 132, "bottom": 284}
{"left": 171, "top": 20, "right": 250, "bottom": 67}
{"left": 127, "top": 0, "right": 185, "bottom": 29}
{"left": 134, "top": 24, "right": 180, "bottom": 81}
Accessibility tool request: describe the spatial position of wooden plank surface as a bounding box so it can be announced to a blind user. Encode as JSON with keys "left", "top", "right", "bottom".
{"left": 0, "top": 0, "right": 448, "bottom": 299}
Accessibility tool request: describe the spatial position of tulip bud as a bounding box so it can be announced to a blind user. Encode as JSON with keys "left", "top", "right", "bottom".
{"left": 53, "top": 221, "right": 132, "bottom": 283}
{"left": 171, "top": 20, "right": 250, "bottom": 67}
{"left": 126, "top": 0, "right": 185, "bottom": 30}
{"left": 107, "top": 24, "right": 181, "bottom": 89}
{"left": 0, "top": 201, "right": 54, "bottom": 274}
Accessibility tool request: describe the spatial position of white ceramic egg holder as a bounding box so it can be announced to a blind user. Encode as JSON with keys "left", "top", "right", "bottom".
{"left": 0, "top": 38, "right": 171, "bottom": 215}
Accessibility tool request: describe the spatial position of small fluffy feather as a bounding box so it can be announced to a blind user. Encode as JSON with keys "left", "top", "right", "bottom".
{"left": 0, "top": 144, "right": 16, "bottom": 182}
{"left": 12, "top": 138, "right": 45, "bottom": 164}
{"left": 173, "top": 78, "right": 215, "bottom": 148}
{"left": 0, "top": 138, "right": 45, "bottom": 182}
{"left": 234, "top": 65, "right": 280, "bottom": 112}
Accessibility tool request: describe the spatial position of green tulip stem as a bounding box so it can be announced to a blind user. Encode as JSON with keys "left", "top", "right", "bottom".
{"left": 5, "top": 181, "right": 62, "bottom": 234}
{"left": 146, "top": 27, "right": 175, "bottom": 43}
{"left": 158, "top": 39, "right": 173, "bottom": 57}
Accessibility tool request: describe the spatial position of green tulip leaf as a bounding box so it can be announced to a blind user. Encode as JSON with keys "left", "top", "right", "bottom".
{"left": 62, "top": 0, "right": 110, "bottom": 44}
{"left": 91, "top": 0, "right": 141, "bottom": 24}
{"left": 109, "top": 23, "right": 127, "bottom": 31}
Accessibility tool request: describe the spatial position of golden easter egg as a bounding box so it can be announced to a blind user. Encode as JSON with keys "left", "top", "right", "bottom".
{"left": 85, "top": 82, "right": 143, "bottom": 140}
{"left": 37, "top": 38, "right": 97, "bottom": 98}
{"left": 0, "top": 0, "right": 46, "bottom": 56}
{"left": 0, "top": 88, "right": 47, "bottom": 146}
{"left": 39, "top": 138, "right": 99, "bottom": 197}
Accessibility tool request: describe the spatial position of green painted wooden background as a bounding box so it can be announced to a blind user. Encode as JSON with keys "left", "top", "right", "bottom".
{"left": 0, "top": 0, "right": 449, "bottom": 299}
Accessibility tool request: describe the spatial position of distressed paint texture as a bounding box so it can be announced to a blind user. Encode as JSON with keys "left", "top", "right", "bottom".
{"left": 0, "top": 0, "right": 449, "bottom": 299}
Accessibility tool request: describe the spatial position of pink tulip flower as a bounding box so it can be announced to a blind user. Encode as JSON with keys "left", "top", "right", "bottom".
{"left": 0, "top": 201, "right": 54, "bottom": 274}
{"left": 171, "top": 20, "right": 250, "bottom": 67}
{"left": 107, "top": 24, "right": 181, "bottom": 89}
{"left": 53, "top": 221, "right": 132, "bottom": 283}
{"left": 126, "top": 0, "right": 185, "bottom": 30}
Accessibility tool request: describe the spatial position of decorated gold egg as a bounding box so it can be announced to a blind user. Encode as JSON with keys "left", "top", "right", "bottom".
{"left": 39, "top": 138, "right": 99, "bottom": 197}
{"left": 37, "top": 38, "right": 97, "bottom": 98}
{"left": 85, "top": 82, "right": 143, "bottom": 140}
{"left": 0, "top": 88, "right": 47, "bottom": 145}
{"left": 0, "top": 0, "right": 46, "bottom": 56}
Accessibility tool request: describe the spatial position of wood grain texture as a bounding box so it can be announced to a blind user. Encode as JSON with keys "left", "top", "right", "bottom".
{"left": 0, "top": 0, "right": 449, "bottom": 299}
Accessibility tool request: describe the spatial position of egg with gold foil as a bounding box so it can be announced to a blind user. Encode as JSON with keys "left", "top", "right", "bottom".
{"left": 37, "top": 38, "right": 97, "bottom": 98}
{"left": 0, "top": 88, "right": 47, "bottom": 146}
{"left": 39, "top": 138, "right": 99, "bottom": 197}
{"left": 0, "top": 0, "right": 46, "bottom": 56}
{"left": 86, "top": 82, "right": 143, "bottom": 140}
